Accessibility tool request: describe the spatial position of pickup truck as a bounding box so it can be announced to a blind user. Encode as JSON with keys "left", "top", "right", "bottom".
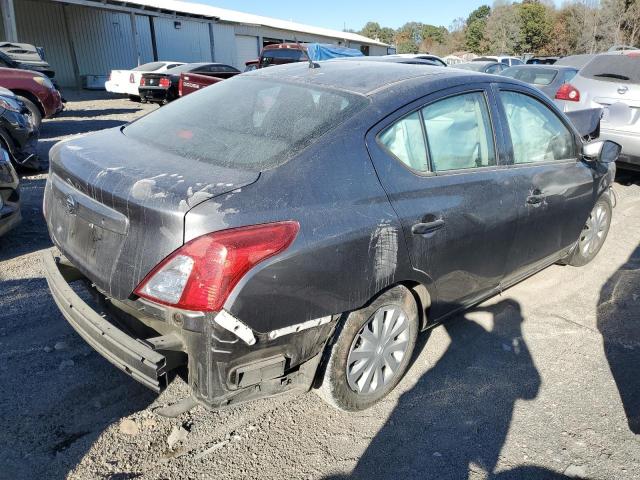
{"left": 178, "top": 72, "right": 226, "bottom": 97}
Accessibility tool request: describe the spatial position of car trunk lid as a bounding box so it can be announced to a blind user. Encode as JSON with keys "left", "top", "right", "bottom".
{"left": 44, "top": 127, "right": 260, "bottom": 300}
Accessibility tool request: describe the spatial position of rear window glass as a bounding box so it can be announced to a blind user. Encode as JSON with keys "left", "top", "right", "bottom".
{"left": 133, "top": 62, "right": 165, "bottom": 72}
{"left": 455, "top": 63, "right": 488, "bottom": 72}
{"left": 164, "top": 64, "right": 201, "bottom": 75}
{"left": 124, "top": 77, "right": 369, "bottom": 171}
{"left": 581, "top": 55, "right": 640, "bottom": 84}
{"left": 501, "top": 67, "right": 558, "bottom": 85}
{"left": 261, "top": 49, "right": 305, "bottom": 67}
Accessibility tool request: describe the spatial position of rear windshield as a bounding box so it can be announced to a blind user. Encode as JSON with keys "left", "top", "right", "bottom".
{"left": 261, "top": 49, "right": 305, "bottom": 67}
{"left": 501, "top": 67, "right": 558, "bottom": 85}
{"left": 164, "top": 64, "right": 201, "bottom": 75}
{"left": 124, "top": 77, "right": 369, "bottom": 170}
{"left": 132, "top": 62, "right": 166, "bottom": 72}
{"left": 581, "top": 55, "right": 640, "bottom": 84}
{"left": 455, "top": 63, "right": 487, "bottom": 72}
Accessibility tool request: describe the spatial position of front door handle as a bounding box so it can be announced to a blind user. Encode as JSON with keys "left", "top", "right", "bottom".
{"left": 412, "top": 218, "right": 445, "bottom": 235}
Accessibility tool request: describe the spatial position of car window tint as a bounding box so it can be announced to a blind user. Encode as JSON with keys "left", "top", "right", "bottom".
{"left": 422, "top": 92, "right": 496, "bottom": 172}
{"left": 486, "top": 64, "right": 501, "bottom": 74}
{"left": 512, "top": 59, "right": 523, "bottom": 65}
{"left": 379, "top": 112, "right": 428, "bottom": 172}
{"left": 500, "top": 91, "right": 575, "bottom": 164}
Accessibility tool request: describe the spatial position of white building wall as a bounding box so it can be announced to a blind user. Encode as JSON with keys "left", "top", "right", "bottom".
{"left": 135, "top": 15, "right": 155, "bottom": 64}
{"left": 66, "top": 5, "right": 138, "bottom": 76}
{"left": 14, "top": 0, "right": 76, "bottom": 86}
{"left": 211, "top": 22, "right": 236, "bottom": 66}
{"left": 153, "top": 17, "right": 211, "bottom": 62}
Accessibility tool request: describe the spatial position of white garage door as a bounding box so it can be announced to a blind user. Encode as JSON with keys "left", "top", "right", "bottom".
{"left": 235, "top": 35, "right": 259, "bottom": 69}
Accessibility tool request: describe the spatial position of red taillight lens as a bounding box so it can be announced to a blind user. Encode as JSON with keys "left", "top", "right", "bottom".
{"left": 140, "top": 77, "right": 146, "bottom": 86}
{"left": 159, "top": 77, "right": 171, "bottom": 88}
{"left": 134, "top": 221, "right": 300, "bottom": 311}
{"left": 178, "top": 77, "right": 183, "bottom": 97}
{"left": 555, "top": 83, "right": 580, "bottom": 102}
{"left": 129, "top": 73, "right": 135, "bottom": 83}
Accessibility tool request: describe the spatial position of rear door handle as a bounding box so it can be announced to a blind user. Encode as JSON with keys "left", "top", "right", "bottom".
{"left": 412, "top": 219, "right": 445, "bottom": 235}
{"left": 526, "top": 189, "right": 546, "bottom": 205}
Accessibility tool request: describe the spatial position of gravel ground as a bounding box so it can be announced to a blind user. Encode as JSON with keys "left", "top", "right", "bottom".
{"left": 1, "top": 91, "right": 639, "bottom": 480}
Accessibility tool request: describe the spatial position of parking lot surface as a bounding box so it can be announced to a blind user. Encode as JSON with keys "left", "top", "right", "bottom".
{"left": 1, "top": 92, "right": 639, "bottom": 480}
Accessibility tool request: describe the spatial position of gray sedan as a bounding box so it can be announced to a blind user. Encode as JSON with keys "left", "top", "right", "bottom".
{"left": 500, "top": 65, "right": 578, "bottom": 106}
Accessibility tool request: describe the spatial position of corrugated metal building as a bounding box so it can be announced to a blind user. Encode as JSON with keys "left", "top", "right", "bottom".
{"left": 0, "top": 0, "right": 390, "bottom": 87}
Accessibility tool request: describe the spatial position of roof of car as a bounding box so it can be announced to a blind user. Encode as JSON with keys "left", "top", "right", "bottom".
{"left": 247, "top": 61, "right": 481, "bottom": 95}
{"left": 504, "top": 64, "right": 577, "bottom": 71}
{"left": 334, "top": 56, "right": 443, "bottom": 65}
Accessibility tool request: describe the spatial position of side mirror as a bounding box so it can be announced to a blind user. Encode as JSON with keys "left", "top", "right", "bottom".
{"left": 582, "top": 140, "right": 622, "bottom": 164}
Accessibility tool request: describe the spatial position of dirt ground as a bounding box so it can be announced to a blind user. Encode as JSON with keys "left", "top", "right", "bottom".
{"left": 1, "top": 91, "right": 639, "bottom": 480}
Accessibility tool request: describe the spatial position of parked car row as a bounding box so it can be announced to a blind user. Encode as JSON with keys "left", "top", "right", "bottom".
{"left": 106, "top": 43, "right": 366, "bottom": 104}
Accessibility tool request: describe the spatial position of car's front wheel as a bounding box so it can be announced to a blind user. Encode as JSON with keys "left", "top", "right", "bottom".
{"left": 566, "top": 194, "right": 612, "bottom": 267}
{"left": 316, "top": 285, "right": 418, "bottom": 411}
{"left": 16, "top": 96, "right": 42, "bottom": 128}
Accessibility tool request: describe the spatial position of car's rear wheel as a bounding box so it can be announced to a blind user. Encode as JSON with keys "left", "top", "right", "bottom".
{"left": 566, "top": 194, "right": 612, "bottom": 267}
{"left": 16, "top": 96, "right": 42, "bottom": 128}
{"left": 316, "top": 285, "right": 418, "bottom": 411}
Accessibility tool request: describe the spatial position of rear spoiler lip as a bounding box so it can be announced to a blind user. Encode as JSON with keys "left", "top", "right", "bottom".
{"left": 565, "top": 107, "right": 603, "bottom": 140}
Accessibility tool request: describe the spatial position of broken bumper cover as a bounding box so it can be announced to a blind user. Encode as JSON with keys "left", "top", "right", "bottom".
{"left": 42, "top": 249, "right": 168, "bottom": 392}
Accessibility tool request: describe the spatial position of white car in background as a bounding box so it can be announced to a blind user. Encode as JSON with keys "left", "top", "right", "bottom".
{"left": 105, "top": 61, "right": 184, "bottom": 100}
{"left": 562, "top": 51, "right": 640, "bottom": 171}
{"left": 474, "top": 55, "right": 523, "bottom": 67}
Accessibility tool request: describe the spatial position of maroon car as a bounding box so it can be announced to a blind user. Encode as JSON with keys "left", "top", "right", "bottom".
{"left": 178, "top": 72, "right": 226, "bottom": 97}
{"left": 0, "top": 67, "right": 63, "bottom": 127}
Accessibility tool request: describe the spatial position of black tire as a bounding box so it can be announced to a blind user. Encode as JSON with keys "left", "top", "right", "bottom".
{"left": 16, "top": 96, "right": 42, "bottom": 129}
{"left": 565, "top": 194, "right": 612, "bottom": 267}
{"left": 316, "top": 285, "right": 419, "bottom": 411}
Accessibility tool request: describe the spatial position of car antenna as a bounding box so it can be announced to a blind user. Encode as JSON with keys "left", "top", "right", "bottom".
{"left": 295, "top": 37, "right": 319, "bottom": 69}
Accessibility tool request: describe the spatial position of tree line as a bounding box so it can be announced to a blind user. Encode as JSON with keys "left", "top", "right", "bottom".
{"left": 357, "top": 0, "right": 640, "bottom": 57}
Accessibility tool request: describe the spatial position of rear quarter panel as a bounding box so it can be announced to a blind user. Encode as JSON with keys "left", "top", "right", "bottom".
{"left": 184, "top": 111, "right": 418, "bottom": 333}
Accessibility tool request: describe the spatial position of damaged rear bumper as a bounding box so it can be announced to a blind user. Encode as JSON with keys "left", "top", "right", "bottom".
{"left": 43, "top": 250, "right": 170, "bottom": 391}
{"left": 43, "top": 249, "right": 336, "bottom": 409}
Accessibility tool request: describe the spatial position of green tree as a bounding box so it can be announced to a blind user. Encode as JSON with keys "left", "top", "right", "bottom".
{"left": 465, "top": 5, "right": 491, "bottom": 53}
{"left": 483, "top": 4, "right": 520, "bottom": 54}
{"left": 516, "top": 1, "right": 553, "bottom": 53}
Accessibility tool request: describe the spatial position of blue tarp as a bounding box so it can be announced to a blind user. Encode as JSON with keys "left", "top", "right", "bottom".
{"left": 306, "top": 43, "right": 364, "bottom": 61}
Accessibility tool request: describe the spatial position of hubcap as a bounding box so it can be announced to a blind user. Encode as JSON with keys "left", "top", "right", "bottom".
{"left": 346, "top": 306, "right": 410, "bottom": 395}
{"left": 579, "top": 203, "right": 608, "bottom": 256}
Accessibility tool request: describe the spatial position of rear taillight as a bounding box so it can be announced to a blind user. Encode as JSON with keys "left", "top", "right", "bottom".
{"left": 139, "top": 77, "right": 146, "bottom": 86}
{"left": 134, "top": 222, "right": 299, "bottom": 311}
{"left": 159, "top": 77, "right": 171, "bottom": 88}
{"left": 178, "top": 77, "right": 183, "bottom": 97}
{"left": 555, "top": 83, "right": 580, "bottom": 102}
{"left": 129, "top": 73, "right": 135, "bottom": 83}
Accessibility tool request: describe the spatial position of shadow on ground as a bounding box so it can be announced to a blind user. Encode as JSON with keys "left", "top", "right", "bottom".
{"left": 325, "top": 299, "right": 572, "bottom": 480}
{"left": 598, "top": 243, "right": 640, "bottom": 434}
{"left": 59, "top": 108, "right": 142, "bottom": 118}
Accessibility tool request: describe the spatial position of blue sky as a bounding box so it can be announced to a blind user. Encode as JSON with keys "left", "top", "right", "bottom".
{"left": 199, "top": 0, "right": 512, "bottom": 31}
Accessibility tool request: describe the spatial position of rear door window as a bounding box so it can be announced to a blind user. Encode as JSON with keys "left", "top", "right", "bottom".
{"left": 379, "top": 112, "right": 428, "bottom": 172}
{"left": 500, "top": 91, "right": 575, "bottom": 163}
{"left": 422, "top": 92, "right": 496, "bottom": 172}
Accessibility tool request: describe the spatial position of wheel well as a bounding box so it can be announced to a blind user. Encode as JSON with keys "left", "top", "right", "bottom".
{"left": 10, "top": 89, "right": 44, "bottom": 116}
